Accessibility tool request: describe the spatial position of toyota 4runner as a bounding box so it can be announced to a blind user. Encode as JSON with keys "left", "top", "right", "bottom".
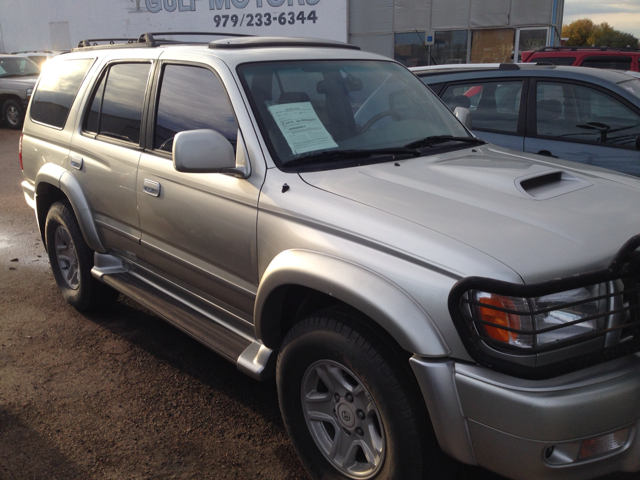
{"left": 19, "top": 32, "right": 640, "bottom": 480}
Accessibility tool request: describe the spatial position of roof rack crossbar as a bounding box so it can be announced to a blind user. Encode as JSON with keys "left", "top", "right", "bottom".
{"left": 77, "top": 38, "right": 138, "bottom": 48}
{"left": 138, "top": 31, "right": 252, "bottom": 47}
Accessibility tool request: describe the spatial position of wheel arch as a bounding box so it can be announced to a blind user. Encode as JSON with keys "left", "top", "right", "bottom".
{"left": 255, "top": 249, "right": 450, "bottom": 357}
{"left": 35, "top": 163, "right": 105, "bottom": 253}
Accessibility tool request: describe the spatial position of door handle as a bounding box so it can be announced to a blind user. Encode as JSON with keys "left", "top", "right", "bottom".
{"left": 70, "top": 154, "right": 83, "bottom": 170}
{"left": 537, "top": 150, "right": 558, "bottom": 158}
{"left": 143, "top": 179, "right": 161, "bottom": 197}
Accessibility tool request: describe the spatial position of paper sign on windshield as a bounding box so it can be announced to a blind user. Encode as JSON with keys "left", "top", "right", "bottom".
{"left": 268, "top": 102, "right": 338, "bottom": 155}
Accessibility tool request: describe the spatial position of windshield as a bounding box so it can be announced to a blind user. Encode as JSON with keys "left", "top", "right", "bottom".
{"left": 0, "top": 57, "right": 40, "bottom": 77}
{"left": 238, "top": 60, "right": 470, "bottom": 170}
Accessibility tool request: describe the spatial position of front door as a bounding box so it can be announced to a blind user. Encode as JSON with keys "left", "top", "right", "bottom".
{"left": 136, "top": 61, "right": 260, "bottom": 317}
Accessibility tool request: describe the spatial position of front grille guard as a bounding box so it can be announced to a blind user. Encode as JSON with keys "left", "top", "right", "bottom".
{"left": 447, "top": 234, "right": 640, "bottom": 379}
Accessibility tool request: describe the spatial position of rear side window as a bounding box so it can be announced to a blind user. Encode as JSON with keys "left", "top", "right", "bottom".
{"left": 536, "top": 81, "right": 640, "bottom": 148}
{"left": 530, "top": 56, "right": 576, "bottom": 66}
{"left": 153, "top": 64, "right": 237, "bottom": 152}
{"left": 83, "top": 62, "right": 151, "bottom": 145}
{"left": 580, "top": 56, "right": 632, "bottom": 70}
{"left": 30, "top": 58, "right": 94, "bottom": 128}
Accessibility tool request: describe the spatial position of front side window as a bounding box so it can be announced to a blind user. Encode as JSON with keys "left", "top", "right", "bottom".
{"left": 536, "top": 81, "right": 640, "bottom": 148}
{"left": 31, "top": 58, "right": 93, "bottom": 128}
{"left": 441, "top": 80, "right": 523, "bottom": 133}
{"left": 238, "top": 60, "right": 470, "bottom": 170}
{"left": 154, "top": 64, "right": 237, "bottom": 152}
{"left": 83, "top": 62, "right": 151, "bottom": 145}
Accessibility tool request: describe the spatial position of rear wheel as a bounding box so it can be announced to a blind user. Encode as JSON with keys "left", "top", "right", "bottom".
{"left": 3, "top": 99, "right": 24, "bottom": 130}
{"left": 45, "top": 201, "right": 119, "bottom": 311}
{"left": 277, "top": 308, "right": 437, "bottom": 480}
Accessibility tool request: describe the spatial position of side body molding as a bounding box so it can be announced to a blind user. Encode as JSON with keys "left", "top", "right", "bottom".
{"left": 35, "top": 163, "right": 106, "bottom": 253}
{"left": 255, "top": 250, "right": 450, "bottom": 357}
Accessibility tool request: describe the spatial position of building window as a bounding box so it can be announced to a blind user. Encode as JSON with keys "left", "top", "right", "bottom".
{"left": 516, "top": 28, "right": 549, "bottom": 62}
{"left": 471, "top": 29, "right": 515, "bottom": 63}
{"left": 433, "top": 30, "right": 468, "bottom": 65}
{"left": 394, "top": 32, "right": 430, "bottom": 67}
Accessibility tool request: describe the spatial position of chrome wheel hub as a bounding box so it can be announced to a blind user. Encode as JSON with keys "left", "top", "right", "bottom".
{"left": 54, "top": 226, "right": 79, "bottom": 289}
{"left": 301, "top": 360, "right": 385, "bottom": 479}
{"left": 6, "top": 105, "right": 19, "bottom": 125}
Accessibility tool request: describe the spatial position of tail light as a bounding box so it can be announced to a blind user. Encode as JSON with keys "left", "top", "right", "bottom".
{"left": 19, "top": 134, "right": 23, "bottom": 170}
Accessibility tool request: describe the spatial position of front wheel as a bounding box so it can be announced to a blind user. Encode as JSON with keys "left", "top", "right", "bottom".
{"left": 3, "top": 99, "right": 24, "bottom": 130}
{"left": 277, "top": 308, "right": 437, "bottom": 480}
{"left": 45, "top": 201, "right": 119, "bottom": 311}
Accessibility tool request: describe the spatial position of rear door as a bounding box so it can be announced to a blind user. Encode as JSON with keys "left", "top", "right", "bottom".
{"left": 71, "top": 57, "right": 157, "bottom": 257}
{"left": 523, "top": 79, "right": 640, "bottom": 177}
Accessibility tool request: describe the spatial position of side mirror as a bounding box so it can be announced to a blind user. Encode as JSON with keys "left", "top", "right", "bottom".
{"left": 454, "top": 106, "right": 472, "bottom": 130}
{"left": 173, "top": 129, "right": 250, "bottom": 178}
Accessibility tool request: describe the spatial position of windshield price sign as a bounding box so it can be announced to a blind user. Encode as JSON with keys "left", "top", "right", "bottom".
{"left": 143, "top": 0, "right": 347, "bottom": 42}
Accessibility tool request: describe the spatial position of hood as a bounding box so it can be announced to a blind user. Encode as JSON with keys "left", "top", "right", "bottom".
{"left": 0, "top": 75, "right": 38, "bottom": 94}
{"left": 299, "top": 145, "right": 640, "bottom": 283}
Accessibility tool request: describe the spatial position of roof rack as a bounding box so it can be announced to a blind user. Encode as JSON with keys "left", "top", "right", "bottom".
{"left": 76, "top": 38, "right": 140, "bottom": 49}
{"left": 11, "top": 50, "right": 55, "bottom": 54}
{"left": 534, "top": 46, "right": 640, "bottom": 53}
{"left": 209, "top": 36, "right": 360, "bottom": 50}
{"left": 139, "top": 31, "right": 251, "bottom": 46}
{"left": 74, "top": 32, "right": 251, "bottom": 51}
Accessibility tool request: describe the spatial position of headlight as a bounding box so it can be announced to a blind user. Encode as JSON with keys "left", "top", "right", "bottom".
{"left": 471, "top": 283, "right": 608, "bottom": 349}
{"left": 26, "top": 88, "right": 33, "bottom": 99}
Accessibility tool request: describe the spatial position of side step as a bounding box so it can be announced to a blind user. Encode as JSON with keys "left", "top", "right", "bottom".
{"left": 92, "top": 253, "right": 276, "bottom": 380}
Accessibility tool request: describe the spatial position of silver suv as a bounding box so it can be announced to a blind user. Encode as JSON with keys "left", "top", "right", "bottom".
{"left": 20, "top": 33, "right": 640, "bottom": 480}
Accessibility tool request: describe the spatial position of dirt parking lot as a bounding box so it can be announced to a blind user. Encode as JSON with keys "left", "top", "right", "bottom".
{"left": 0, "top": 126, "right": 636, "bottom": 480}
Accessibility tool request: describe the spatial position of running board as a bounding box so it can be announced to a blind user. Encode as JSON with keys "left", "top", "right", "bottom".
{"left": 92, "top": 253, "right": 276, "bottom": 380}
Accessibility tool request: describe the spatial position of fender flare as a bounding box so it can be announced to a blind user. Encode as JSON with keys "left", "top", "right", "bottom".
{"left": 254, "top": 249, "right": 450, "bottom": 357}
{"left": 35, "top": 163, "right": 106, "bottom": 253}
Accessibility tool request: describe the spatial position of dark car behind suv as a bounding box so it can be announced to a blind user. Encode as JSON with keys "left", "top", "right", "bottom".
{"left": 413, "top": 63, "right": 640, "bottom": 177}
{"left": 0, "top": 55, "right": 40, "bottom": 129}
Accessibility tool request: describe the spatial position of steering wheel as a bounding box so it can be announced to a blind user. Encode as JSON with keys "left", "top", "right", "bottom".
{"left": 360, "top": 110, "right": 402, "bottom": 133}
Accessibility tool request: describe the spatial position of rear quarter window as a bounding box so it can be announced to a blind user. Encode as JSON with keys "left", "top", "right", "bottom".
{"left": 529, "top": 56, "right": 576, "bottom": 66}
{"left": 580, "top": 56, "right": 632, "bottom": 70}
{"left": 30, "top": 58, "right": 94, "bottom": 129}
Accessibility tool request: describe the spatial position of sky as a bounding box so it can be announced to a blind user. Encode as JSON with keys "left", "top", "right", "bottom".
{"left": 563, "top": 0, "right": 640, "bottom": 39}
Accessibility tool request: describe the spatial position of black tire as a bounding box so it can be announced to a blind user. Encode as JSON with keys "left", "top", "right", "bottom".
{"left": 277, "top": 308, "right": 439, "bottom": 480}
{"left": 45, "top": 201, "right": 119, "bottom": 311}
{"left": 3, "top": 99, "right": 24, "bottom": 130}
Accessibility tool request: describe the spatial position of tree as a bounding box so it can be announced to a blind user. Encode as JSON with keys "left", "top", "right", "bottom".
{"left": 562, "top": 19, "right": 639, "bottom": 49}
{"left": 562, "top": 19, "right": 595, "bottom": 46}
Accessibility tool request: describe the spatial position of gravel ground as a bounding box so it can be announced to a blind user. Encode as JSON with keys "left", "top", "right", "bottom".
{"left": 0, "top": 125, "right": 637, "bottom": 480}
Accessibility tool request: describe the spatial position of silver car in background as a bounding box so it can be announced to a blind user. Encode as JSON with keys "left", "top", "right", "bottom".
{"left": 413, "top": 63, "right": 640, "bottom": 177}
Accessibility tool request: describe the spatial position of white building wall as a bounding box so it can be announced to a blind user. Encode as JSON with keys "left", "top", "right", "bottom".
{"left": 0, "top": 0, "right": 348, "bottom": 53}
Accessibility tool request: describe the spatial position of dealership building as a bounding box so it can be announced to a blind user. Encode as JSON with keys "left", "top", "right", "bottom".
{"left": 0, "top": 0, "right": 563, "bottom": 65}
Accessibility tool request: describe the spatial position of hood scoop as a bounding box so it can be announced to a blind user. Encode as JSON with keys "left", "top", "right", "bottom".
{"left": 516, "top": 169, "right": 592, "bottom": 200}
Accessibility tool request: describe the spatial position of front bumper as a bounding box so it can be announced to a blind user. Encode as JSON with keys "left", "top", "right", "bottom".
{"left": 410, "top": 354, "right": 640, "bottom": 480}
